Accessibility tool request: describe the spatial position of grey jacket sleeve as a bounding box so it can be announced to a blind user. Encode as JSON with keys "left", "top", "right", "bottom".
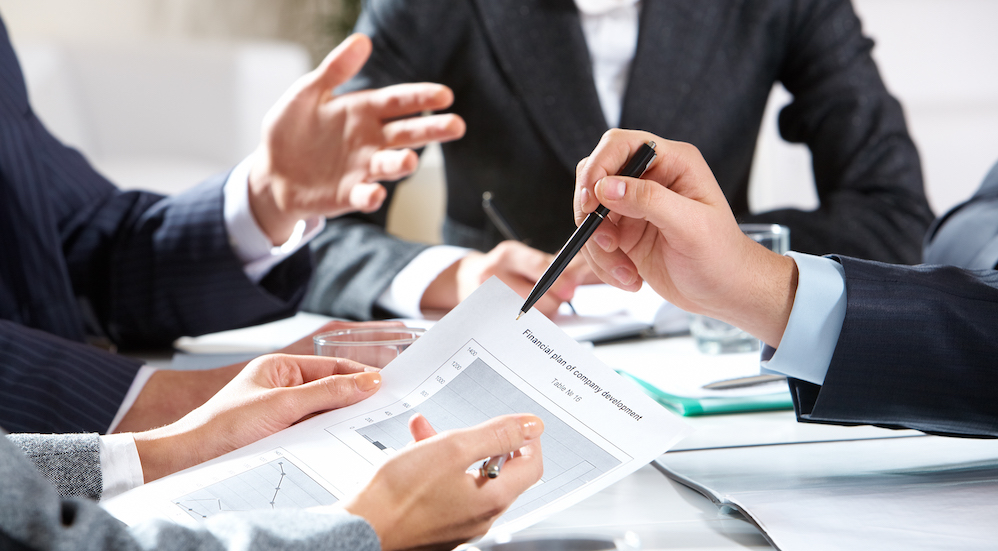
{"left": 302, "top": 212, "right": 430, "bottom": 321}
{"left": 6, "top": 433, "right": 103, "bottom": 501}
{"left": 923, "top": 158, "right": 998, "bottom": 269}
{"left": 0, "top": 433, "right": 382, "bottom": 551}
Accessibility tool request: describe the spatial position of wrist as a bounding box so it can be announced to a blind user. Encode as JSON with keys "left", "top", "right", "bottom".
{"left": 132, "top": 424, "right": 201, "bottom": 483}
{"left": 248, "top": 151, "right": 298, "bottom": 245}
{"left": 418, "top": 255, "right": 467, "bottom": 312}
{"left": 714, "top": 250, "right": 797, "bottom": 347}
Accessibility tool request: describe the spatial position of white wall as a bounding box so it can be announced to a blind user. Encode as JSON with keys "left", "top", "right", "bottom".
{"left": 750, "top": 0, "right": 998, "bottom": 217}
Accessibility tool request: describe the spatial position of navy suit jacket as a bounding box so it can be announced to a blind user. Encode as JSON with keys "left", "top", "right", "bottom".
{"left": 0, "top": 17, "right": 312, "bottom": 433}
{"left": 302, "top": 0, "right": 934, "bottom": 320}
{"left": 788, "top": 256, "right": 998, "bottom": 438}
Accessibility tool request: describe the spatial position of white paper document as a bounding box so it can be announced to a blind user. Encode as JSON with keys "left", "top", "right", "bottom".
{"left": 105, "top": 278, "right": 689, "bottom": 535}
{"left": 614, "top": 337, "right": 787, "bottom": 399}
{"left": 656, "top": 435, "right": 998, "bottom": 550}
{"left": 553, "top": 283, "right": 689, "bottom": 342}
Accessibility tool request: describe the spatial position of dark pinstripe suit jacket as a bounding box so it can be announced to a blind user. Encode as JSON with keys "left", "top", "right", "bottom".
{"left": 0, "top": 17, "right": 312, "bottom": 434}
{"left": 302, "top": 0, "right": 933, "bottom": 320}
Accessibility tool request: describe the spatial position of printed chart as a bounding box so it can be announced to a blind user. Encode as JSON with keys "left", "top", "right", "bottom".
{"left": 173, "top": 452, "right": 337, "bottom": 519}
{"left": 330, "top": 339, "right": 625, "bottom": 523}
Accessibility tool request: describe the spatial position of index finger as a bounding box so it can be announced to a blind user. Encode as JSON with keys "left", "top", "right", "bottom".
{"left": 361, "top": 82, "right": 456, "bottom": 119}
{"left": 291, "top": 355, "right": 374, "bottom": 383}
{"left": 450, "top": 414, "right": 544, "bottom": 462}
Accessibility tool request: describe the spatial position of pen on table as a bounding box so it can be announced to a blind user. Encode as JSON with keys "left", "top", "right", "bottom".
{"left": 483, "top": 191, "right": 578, "bottom": 315}
{"left": 480, "top": 453, "right": 508, "bottom": 479}
{"left": 701, "top": 374, "right": 786, "bottom": 390}
{"left": 517, "top": 141, "right": 658, "bottom": 320}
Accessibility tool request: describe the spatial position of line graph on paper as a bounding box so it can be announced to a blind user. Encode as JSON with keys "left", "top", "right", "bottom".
{"left": 328, "top": 339, "right": 628, "bottom": 522}
{"left": 173, "top": 450, "right": 337, "bottom": 519}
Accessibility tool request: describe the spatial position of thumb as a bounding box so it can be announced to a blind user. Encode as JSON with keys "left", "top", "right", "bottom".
{"left": 288, "top": 371, "right": 382, "bottom": 417}
{"left": 311, "top": 33, "right": 373, "bottom": 91}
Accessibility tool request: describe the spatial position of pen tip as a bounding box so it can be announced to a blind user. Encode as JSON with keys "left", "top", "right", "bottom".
{"left": 516, "top": 311, "right": 524, "bottom": 321}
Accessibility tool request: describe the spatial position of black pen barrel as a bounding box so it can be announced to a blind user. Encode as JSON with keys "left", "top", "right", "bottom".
{"left": 517, "top": 141, "right": 656, "bottom": 317}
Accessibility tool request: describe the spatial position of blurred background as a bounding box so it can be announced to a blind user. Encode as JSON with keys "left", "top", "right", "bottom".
{"left": 2, "top": 0, "right": 997, "bottom": 245}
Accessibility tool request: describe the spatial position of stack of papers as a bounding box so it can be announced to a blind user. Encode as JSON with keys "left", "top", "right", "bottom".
{"left": 553, "top": 283, "right": 689, "bottom": 343}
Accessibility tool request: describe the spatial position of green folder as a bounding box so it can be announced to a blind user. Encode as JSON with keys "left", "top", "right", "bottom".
{"left": 617, "top": 370, "right": 794, "bottom": 417}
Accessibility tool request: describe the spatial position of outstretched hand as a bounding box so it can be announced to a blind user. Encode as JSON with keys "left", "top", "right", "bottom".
{"left": 133, "top": 354, "right": 382, "bottom": 483}
{"left": 344, "top": 413, "right": 544, "bottom": 551}
{"left": 249, "top": 33, "right": 466, "bottom": 244}
{"left": 574, "top": 129, "right": 797, "bottom": 347}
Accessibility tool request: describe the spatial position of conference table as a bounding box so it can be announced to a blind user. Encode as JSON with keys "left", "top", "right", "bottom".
{"left": 156, "top": 314, "right": 920, "bottom": 551}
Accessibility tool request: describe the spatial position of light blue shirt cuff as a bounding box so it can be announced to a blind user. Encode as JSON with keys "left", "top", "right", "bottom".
{"left": 761, "top": 252, "right": 846, "bottom": 386}
{"left": 223, "top": 157, "right": 325, "bottom": 283}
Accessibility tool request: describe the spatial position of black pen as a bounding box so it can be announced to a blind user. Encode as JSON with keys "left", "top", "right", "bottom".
{"left": 517, "top": 141, "right": 657, "bottom": 319}
{"left": 483, "top": 192, "right": 578, "bottom": 315}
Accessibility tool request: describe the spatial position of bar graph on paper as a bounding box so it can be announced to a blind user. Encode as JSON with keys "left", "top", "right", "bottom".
{"left": 329, "top": 339, "right": 626, "bottom": 522}
{"left": 173, "top": 450, "right": 336, "bottom": 519}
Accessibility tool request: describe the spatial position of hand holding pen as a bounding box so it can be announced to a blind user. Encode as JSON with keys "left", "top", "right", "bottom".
{"left": 518, "top": 141, "right": 657, "bottom": 318}
{"left": 483, "top": 192, "right": 579, "bottom": 315}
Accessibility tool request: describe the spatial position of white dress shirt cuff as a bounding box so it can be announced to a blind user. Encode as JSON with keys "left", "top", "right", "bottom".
{"left": 223, "top": 156, "right": 325, "bottom": 284}
{"left": 106, "top": 365, "right": 157, "bottom": 434}
{"left": 761, "top": 252, "right": 847, "bottom": 386}
{"left": 375, "top": 245, "right": 471, "bottom": 318}
{"left": 98, "top": 433, "right": 144, "bottom": 501}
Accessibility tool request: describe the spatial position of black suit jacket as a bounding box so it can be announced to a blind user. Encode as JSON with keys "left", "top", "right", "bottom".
{"left": 302, "top": 0, "right": 933, "bottom": 320}
{"left": 789, "top": 256, "right": 998, "bottom": 438}
{"left": 0, "top": 16, "right": 312, "bottom": 433}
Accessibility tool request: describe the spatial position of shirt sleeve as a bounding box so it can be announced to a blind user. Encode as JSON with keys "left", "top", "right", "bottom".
{"left": 761, "top": 252, "right": 847, "bottom": 386}
{"left": 223, "top": 157, "right": 325, "bottom": 283}
{"left": 375, "top": 245, "right": 471, "bottom": 318}
{"left": 98, "top": 433, "right": 144, "bottom": 501}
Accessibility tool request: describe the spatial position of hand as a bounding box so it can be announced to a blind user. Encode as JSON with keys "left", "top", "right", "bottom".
{"left": 248, "top": 33, "right": 466, "bottom": 244}
{"left": 344, "top": 413, "right": 544, "bottom": 551}
{"left": 133, "top": 354, "right": 381, "bottom": 482}
{"left": 574, "top": 129, "right": 798, "bottom": 347}
{"left": 115, "top": 319, "right": 403, "bottom": 433}
{"left": 420, "top": 241, "right": 596, "bottom": 317}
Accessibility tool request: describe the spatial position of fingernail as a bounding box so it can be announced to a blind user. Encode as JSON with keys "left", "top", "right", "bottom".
{"left": 355, "top": 371, "right": 382, "bottom": 391}
{"left": 364, "top": 366, "right": 382, "bottom": 373}
{"left": 593, "top": 233, "right": 612, "bottom": 252}
{"left": 518, "top": 414, "right": 544, "bottom": 439}
{"left": 580, "top": 187, "right": 590, "bottom": 205}
{"left": 612, "top": 266, "right": 635, "bottom": 286}
{"left": 602, "top": 177, "right": 626, "bottom": 200}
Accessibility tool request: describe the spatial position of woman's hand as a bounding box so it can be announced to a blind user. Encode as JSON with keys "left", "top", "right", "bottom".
{"left": 133, "top": 354, "right": 382, "bottom": 482}
{"left": 344, "top": 413, "right": 544, "bottom": 551}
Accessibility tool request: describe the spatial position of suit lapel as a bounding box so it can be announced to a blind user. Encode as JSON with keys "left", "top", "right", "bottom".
{"left": 473, "top": 0, "right": 608, "bottom": 172}
{"left": 620, "top": 1, "right": 732, "bottom": 135}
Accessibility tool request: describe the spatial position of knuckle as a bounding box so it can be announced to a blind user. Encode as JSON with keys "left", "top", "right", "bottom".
{"left": 490, "top": 421, "right": 518, "bottom": 453}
